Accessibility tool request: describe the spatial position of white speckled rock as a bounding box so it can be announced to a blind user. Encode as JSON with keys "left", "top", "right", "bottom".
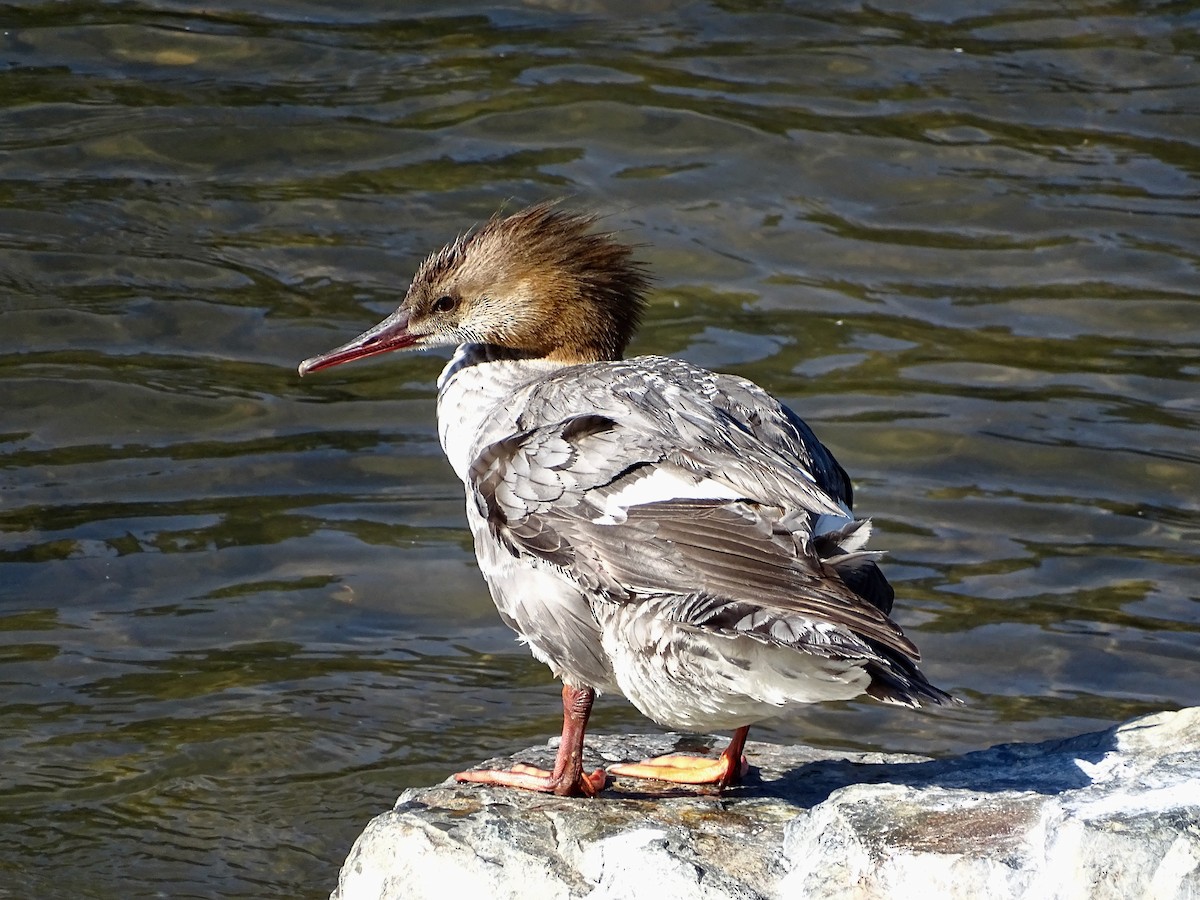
{"left": 332, "top": 708, "right": 1200, "bottom": 900}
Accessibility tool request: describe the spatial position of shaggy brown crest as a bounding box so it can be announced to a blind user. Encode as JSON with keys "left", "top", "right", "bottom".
{"left": 410, "top": 202, "right": 651, "bottom": 363}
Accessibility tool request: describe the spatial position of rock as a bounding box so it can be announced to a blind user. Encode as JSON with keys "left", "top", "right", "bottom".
{"left": 332, "top": 708, "right": 1200, "bottom": 900}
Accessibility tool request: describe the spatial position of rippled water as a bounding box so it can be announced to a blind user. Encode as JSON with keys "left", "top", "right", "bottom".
{"left": 2, "top": 2, "right": 1198, "bottom": 897}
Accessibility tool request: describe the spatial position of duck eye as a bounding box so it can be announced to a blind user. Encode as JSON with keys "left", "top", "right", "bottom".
{"left": 432, "top": 295, "right": 457, "bottom": 314}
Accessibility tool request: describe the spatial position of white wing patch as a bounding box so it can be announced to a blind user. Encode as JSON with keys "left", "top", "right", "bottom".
{"left": 590, "top": 465, "right": 744, "bottom": 525}
{"left": 813, "top": 512, "right": 868, "bottom": 545}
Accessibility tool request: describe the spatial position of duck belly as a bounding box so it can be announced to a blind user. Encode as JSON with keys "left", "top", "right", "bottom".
{"left": 596, "top": 601, "right": 872, "bottom": 731}
{"left": 470, "top": 511, "right": 618, "bottom": 693}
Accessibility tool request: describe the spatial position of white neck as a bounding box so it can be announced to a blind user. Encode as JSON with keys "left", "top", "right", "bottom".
{"left": 435, "top": 344, "right": 569, "bottom": 482}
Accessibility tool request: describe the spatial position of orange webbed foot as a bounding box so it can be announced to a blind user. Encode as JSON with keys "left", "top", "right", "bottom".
{"left": 455, "top": 763, "right": 607, "bottom": 797}
{"left": 609, "top": 752, "right": 749, "bottom": 788}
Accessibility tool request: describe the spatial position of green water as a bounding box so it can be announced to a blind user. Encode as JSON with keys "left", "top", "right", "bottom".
{"left": 2, "top": 2, "right": 1198, "bottom": 897}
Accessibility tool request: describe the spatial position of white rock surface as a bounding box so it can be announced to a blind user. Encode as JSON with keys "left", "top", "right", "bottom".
{"left": 332, "top": 708, "right": 1200, "bottom": 900}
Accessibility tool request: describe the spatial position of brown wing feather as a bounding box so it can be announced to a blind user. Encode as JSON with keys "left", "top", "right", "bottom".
{"left": 553, "top": 498, "right": 920, "bottom": 661}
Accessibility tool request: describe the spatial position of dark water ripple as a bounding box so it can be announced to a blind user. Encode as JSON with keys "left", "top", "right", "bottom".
{"left": 1, "top": 2, "right": 1197, "bottom": 898}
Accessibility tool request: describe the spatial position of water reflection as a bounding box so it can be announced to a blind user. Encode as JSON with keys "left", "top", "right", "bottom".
{"left": 1, "top": 2, "right": 1197, "bottom": 898}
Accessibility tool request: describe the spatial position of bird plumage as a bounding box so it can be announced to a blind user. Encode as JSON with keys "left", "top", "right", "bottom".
{"left": 299, "top": 202, "right": 952, "bottom": 795}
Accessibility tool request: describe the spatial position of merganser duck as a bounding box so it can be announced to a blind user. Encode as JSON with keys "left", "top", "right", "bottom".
{"left": 299, "top": 203, "right": 953, "bottom": 797}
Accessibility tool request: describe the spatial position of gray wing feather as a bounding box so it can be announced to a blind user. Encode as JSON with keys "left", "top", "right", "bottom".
{"left": 514, "top": 356, "right": 850, "bottom": 518}
{"left": 468, "top": 359, "right": 920, "bottom": 663}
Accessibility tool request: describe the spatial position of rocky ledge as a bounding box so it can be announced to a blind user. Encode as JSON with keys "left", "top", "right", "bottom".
{"left": 332, "top": 707, "right": 1199, "bottom": 899}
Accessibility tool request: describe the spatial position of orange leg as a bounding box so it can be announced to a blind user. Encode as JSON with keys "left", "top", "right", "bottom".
{"left": 455, "top": 684, "right": 607, "bottom": 797}
{"left": 609, "top": 725, "right": 751, "bottom": 789}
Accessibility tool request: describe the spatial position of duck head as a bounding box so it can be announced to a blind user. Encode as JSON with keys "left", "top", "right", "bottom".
{"left": 298, "top": 203, "right": 650, "bottom": 376}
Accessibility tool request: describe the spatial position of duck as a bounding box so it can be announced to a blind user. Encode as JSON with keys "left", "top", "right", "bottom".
{"left": 298, "top": 202, "right": 953, "bottom": 797}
